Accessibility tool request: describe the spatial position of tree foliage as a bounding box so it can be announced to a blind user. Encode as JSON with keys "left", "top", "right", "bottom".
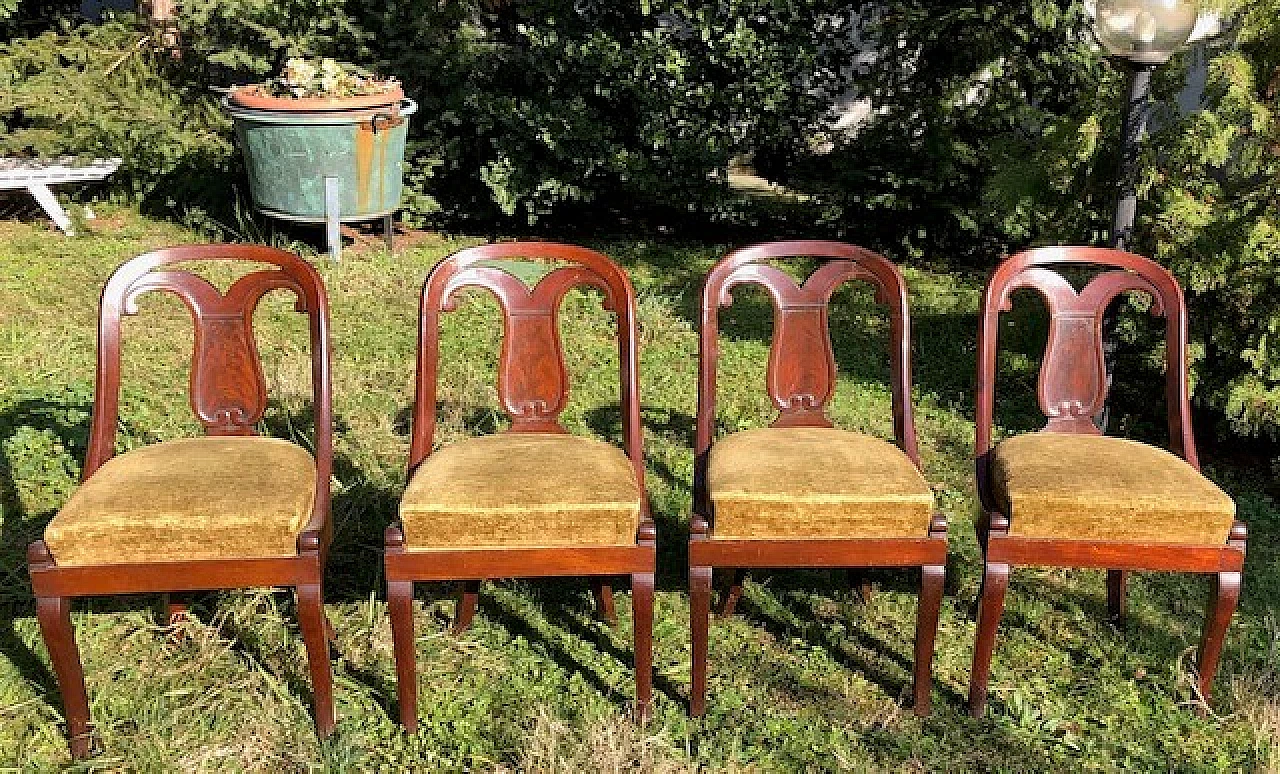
{"left": 1146, "top": 0, "right": 1280, "bottom": 438}
{"left": 0, "top": 0, "right": 1277, "bottom": 440}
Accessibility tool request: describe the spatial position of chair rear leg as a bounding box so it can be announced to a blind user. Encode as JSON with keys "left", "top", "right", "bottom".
{"left": 296, "top": 583, "right": 336, "bottom": 737}
{"left": 631, "top": 572, "right": 655, "bottom": 721}
{"left": 913, "top": 564, "right": 945, "bottom": 716}
{"left": 325, "top": 616, "right": 338, "bottom": 649}
{"left": 849, "top": 568, "right": 875, "bottom": 604}
{"left": 452, "top": 580, "right": 479, "bottom": 634}
{"left": 160, "top": 593, "right": 192, "bottom": 644}
{"left": 387, "top": 579, "right": 418, "bottom": 732}
{"left": 1107, "top": 570, "right": 1128, "bottom": 623}
{"left": 716, "top": 568, "right": 745, "bottom": 618}
{"left": 162, "top": 593, "right": 190, "bottom": 627}
{"left": 592, "top": 580, "right": 617, "bottom": 625}
{"left": 36, "top": 596, "right": 92, "bottom": 759}
{"left": 968, "top": 562, "right": 1010, "bottom": 717}
{"left": 690, "top": 565, "right": 712, "bottom": 717}
{"left": 1196, "top": 571, "right": 1242, "bottom": 709}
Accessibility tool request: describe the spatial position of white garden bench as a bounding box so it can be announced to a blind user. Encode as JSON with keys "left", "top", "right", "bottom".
{"left": 0, "top": 157, "right": 122, "bottom": 235}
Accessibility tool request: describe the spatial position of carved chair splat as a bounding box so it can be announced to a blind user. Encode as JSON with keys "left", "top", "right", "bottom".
{"left": 968, "top": 246, "right": 1247, "bottom": 717}
{"left": 689, "top": 240, "right": 946, "bottom": 718}
{"left": 386, "top": 242, "right": 656, "bottom": 729}
{"left": 27, "top": 245, "right": 336, "bottom": 759}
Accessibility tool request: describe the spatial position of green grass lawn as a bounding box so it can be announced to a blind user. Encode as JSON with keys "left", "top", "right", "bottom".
{"left": 0, "top": 209, "right": 1276, "bottom": 771}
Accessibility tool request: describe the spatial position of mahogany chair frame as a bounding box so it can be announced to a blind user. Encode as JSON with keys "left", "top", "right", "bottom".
{"left": 968, "top": 246, "right": 1247, "bottom": 716}
{"left": 385, "top": 242, "right": 656, "bottom": 731}
{"left": 689, "top": 241, "right": 948, "bottom": 717}
{"left": 26, "top": 245, "right": 337, "bottom": 758}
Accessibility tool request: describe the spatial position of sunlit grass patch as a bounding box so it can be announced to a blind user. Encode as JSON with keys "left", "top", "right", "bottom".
{"left": 0, "top": 209, "right": 1275, "bottom": 770}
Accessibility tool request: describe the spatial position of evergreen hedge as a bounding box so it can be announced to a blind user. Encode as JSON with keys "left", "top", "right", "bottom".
{"left": 1, "top": 1, "right": 1277, "bottom": 443}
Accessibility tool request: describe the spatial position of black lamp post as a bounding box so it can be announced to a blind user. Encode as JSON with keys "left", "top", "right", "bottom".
{"left": 1092, "top": 0, "right": 1199, "bottom": 428}
{"left": 1094, "top": 0, "right": 1199, "bottom": 249}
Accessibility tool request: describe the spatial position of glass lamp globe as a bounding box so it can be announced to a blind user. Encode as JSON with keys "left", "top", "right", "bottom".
{"left": 1093, "top": 0, "right": 1198, "bottom": 64}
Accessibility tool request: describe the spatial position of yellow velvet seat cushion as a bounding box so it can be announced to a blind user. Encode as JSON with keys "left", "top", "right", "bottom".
{"left": 990, "top": 433, "right": 1235, "bottom": 544}
{"left": 44, "top": 437, "right": 317, "bottom": 567}
{"left": 707, "top": 427, "right": 934, "bottom": 540}
{"left": 399, "top": 433, "right": 642, "bottom": 550}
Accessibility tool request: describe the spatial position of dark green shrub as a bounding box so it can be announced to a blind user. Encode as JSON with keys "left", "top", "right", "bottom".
{"left": 1, "top": 0, "right": 1277, "bottom": 443}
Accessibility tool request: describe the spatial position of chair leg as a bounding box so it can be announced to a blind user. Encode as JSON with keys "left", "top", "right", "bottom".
{"left": 296, "top": 583, "right": 336, "bottom": 738}
{"left": 968, "top": 562, "right": 1010, "bottom": 718}
{"left": 162, "top": 593, "right": 190, "bottom": 627}
{"left": 387, "top": 580, "right": 418, "bottom": 733}
{"left": 632, "top": 572, "right": 655, "bottom": 721}
{"left": 160, "top": 593, "right": 191, "bottom": 644}
{"left": 849, "top": 568, "right": 875, "bottom": 603}
{"left": 716, "top": 568, "right": 745, "bottom": 618}
{"left": 913, "top": 564, "right": 945, "bottom": 716}
{"left": 1107, "top": 570, "right": 1128, "bottom": 623}
{"left": 1196, "top": 571, "right": 1242, "bottom": 708}
{"left": 592, "top": 580, "right": 617, "bottom": 625}
{"left": 690, "top": 565, "right": 712, "bottom": 717}
{"left": 325, "top": 616, "right": 338, "bottom": 649}
{"left": 452, "top": 580, "right": 479, "bottom": 634}
{"left": 36, "top": 596, "right": 92, "bottom": 759}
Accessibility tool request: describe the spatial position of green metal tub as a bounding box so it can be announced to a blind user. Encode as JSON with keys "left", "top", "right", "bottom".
{"left": 225, "top": 98, "right": 417, "bottom": 223}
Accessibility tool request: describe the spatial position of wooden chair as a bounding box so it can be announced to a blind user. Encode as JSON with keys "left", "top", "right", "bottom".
{"left": 689, "top": 240, "right": 947, "bottom": 717}
{"left": 26, "top": 245, "right": 336, "bottom": 759}
{"left": 968, "top": 246, "right": 1246, "bottom": 716}
{"left": 385, "top": 242, "right": 656, "bottom": 730}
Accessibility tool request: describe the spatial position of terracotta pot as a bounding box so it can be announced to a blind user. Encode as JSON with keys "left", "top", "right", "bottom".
{"left": 228, "top": 84, "right": 405, "bottom": 112}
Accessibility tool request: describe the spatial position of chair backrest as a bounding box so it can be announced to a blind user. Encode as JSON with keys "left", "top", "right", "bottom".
{"left": 86, "top": 244, "right": 333, "bottom": 517}
{"left": 694, "top": 240, "right": 920, "bottom": 509}
{"left": 407, "top": 242, "right": 645, "bottom": 490}
{"left": 975, "top": 246, "right": 1196, "bottom": 486}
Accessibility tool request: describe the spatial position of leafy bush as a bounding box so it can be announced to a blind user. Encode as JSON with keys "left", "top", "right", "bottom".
{"left": 0, "top": 0, "right": 1277, "bottom": 442}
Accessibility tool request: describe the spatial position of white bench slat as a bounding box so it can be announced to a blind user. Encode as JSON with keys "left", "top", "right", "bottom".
{"left": 0, "top": 158, "right": 122, "bottom": 234}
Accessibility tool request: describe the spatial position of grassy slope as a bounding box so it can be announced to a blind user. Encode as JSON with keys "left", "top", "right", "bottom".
{"left": 0, "top": 210, "right": 1276, "bottom": 771}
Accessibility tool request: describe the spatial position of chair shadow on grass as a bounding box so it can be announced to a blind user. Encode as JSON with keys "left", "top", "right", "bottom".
{"left": 478, "top": 581, "right": 686, "bottom": 710}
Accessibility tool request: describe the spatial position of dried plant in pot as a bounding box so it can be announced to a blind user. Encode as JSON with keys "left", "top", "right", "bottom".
{"left": 225, "top": 58, "right": 417, "bottom": 242}
{"left": 229, "top": 57, "right": 405, "bottom": 112}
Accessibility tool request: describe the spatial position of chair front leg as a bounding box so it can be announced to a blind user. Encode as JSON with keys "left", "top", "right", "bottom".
{"left": 689, "top": 565, "right": 712, "bottom": 717}
{"left": 296, "top": 583, "right": 336, "bottom": 737}
{"left": 1196, "top": 570, "right": 1242, "bottom": 709}
{"left": 968, "top": 561, "right": 1010, "bottom": 717}
{"left": 913, "top": 564, "right": 945, "bottom": 716}
{"left": 631, "top": 571, "right": 655, "bottom": 721}
{"left": 36, "top": 596, "right": 92, "bottom": 759}
{"left": 387, "top": 579, "right": 418, "bottom": 733}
